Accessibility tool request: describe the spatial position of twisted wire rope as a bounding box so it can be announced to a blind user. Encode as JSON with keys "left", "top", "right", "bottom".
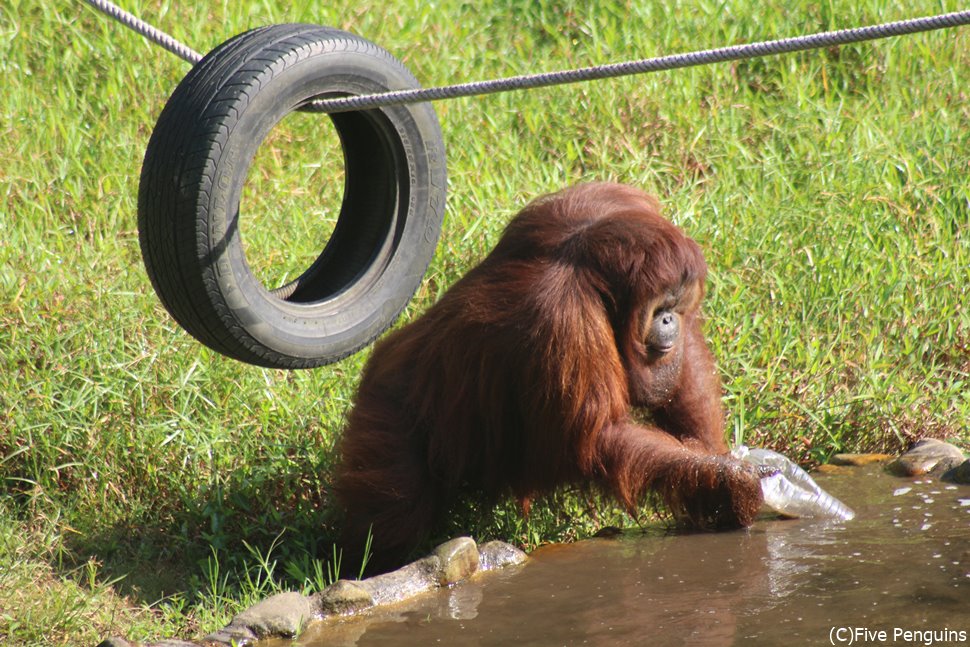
{"left": 82, "top": 0, "right": 970, "bottom": 114}
{"left": 82, "top": 0, "right": 203, "bottom": 64}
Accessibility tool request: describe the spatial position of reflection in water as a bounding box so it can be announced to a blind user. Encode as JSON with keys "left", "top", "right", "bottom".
{"left": 291, "top": 467, "right": 969, "bottom": 647}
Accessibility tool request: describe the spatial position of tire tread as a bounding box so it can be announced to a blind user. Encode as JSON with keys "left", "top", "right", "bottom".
{"left": 139, "top": 24, "right": 445, "bottom": 368}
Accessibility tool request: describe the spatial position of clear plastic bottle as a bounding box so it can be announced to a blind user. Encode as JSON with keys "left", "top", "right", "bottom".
{"left": 733, "top": 446, "right": 855, "bottom": 521}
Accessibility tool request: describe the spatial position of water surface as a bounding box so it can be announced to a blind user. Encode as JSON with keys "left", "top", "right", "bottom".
{"left": 289, "top": 466, "right": 970, "bottom": 646}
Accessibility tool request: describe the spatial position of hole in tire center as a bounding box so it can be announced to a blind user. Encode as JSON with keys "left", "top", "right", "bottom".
{"left": 240, "top": 111, "right": 344, "bottom": 294}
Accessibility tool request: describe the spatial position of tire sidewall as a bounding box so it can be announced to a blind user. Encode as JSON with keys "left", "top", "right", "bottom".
{"left": 204, "top": 33, "right": 446, "bottom": 365}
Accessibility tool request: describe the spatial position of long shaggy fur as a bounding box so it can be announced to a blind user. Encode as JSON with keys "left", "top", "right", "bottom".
{"left": 335, "top": 182, "right": 762, "bottom": 572}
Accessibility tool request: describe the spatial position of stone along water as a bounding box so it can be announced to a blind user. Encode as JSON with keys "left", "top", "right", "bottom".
{"left": 287, "top": 465, "right": 969, "bottom": 647}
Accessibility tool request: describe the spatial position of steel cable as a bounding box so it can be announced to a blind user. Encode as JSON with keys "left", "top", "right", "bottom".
{"left": 82, "top": 0, "right": 202, "bottom": 64}
{"left": 82, "top": 0, "right": 970, "bottom": 114}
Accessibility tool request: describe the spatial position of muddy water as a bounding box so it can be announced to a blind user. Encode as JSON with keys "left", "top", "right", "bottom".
{"left": 293, "top": 466, "right": 970, "bottom": 646}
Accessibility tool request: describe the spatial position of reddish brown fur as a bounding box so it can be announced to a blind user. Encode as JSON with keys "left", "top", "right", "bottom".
{"left": 335, "top": 182, "right": 762, "bottom": 571}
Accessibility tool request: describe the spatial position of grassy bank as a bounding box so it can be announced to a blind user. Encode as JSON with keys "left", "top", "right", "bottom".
{"left": 2, "top": 0, "right": 968, "bottom": 643}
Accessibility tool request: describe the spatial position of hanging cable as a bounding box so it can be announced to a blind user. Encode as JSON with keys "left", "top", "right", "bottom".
{"left": 81, "top": 0, "right": 202, "bottom": 64}
{"left": 82, "top": 0, "right": 970, "bottom": 114}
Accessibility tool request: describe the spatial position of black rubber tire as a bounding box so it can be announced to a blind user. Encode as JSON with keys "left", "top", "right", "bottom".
{"left": 138, "top": 24, "right": 447, "bottom": 368}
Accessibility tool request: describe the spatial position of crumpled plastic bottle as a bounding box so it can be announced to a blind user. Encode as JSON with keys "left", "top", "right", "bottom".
{"left": 732, "top": 445, "right": 855, "bottom": 521}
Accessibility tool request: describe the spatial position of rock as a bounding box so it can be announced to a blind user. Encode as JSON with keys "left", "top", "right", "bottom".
{"left": 313, "top": 579, "right": 374, "bottom": 616}
{"left": 941, "top": 459, "right": 970, "bottom": 485}
{"left": 357, "top": 556, "right": 440, "bottom": 606}
{"left": 434, "top": 537, "right": 480, "bottom": 585}
{"left": 887, "top": 439, "right": 966, "bottom": 477}
{"left": 812, "top": 463, "right": 852, "bottom": 475}
{"left": 126, "top": 536, "right": 530, "bottom": 646}
{"left": 478, "top": 540, "right": 529, "bottom": 570}
{"left": 203, "top": 623, "right": 257, "bottom": 646}
{"left": 97, "top": 639, "right": 134, "bottom": 647}
{"left": 830, "top": 453, "right": 892, "bottom": 466}
{"left": 592, "top": 526, "right": 624, "bottom": 538}
{"left": 229, "top": 591, "right": 313, "bottom": 639}
{"left": 99, "top": 640, "right": 199, "bottom": 647}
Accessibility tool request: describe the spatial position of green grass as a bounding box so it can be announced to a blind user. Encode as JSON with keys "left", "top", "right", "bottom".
{"left": 2, "top": 0, "right": 968, "bottom": 644}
